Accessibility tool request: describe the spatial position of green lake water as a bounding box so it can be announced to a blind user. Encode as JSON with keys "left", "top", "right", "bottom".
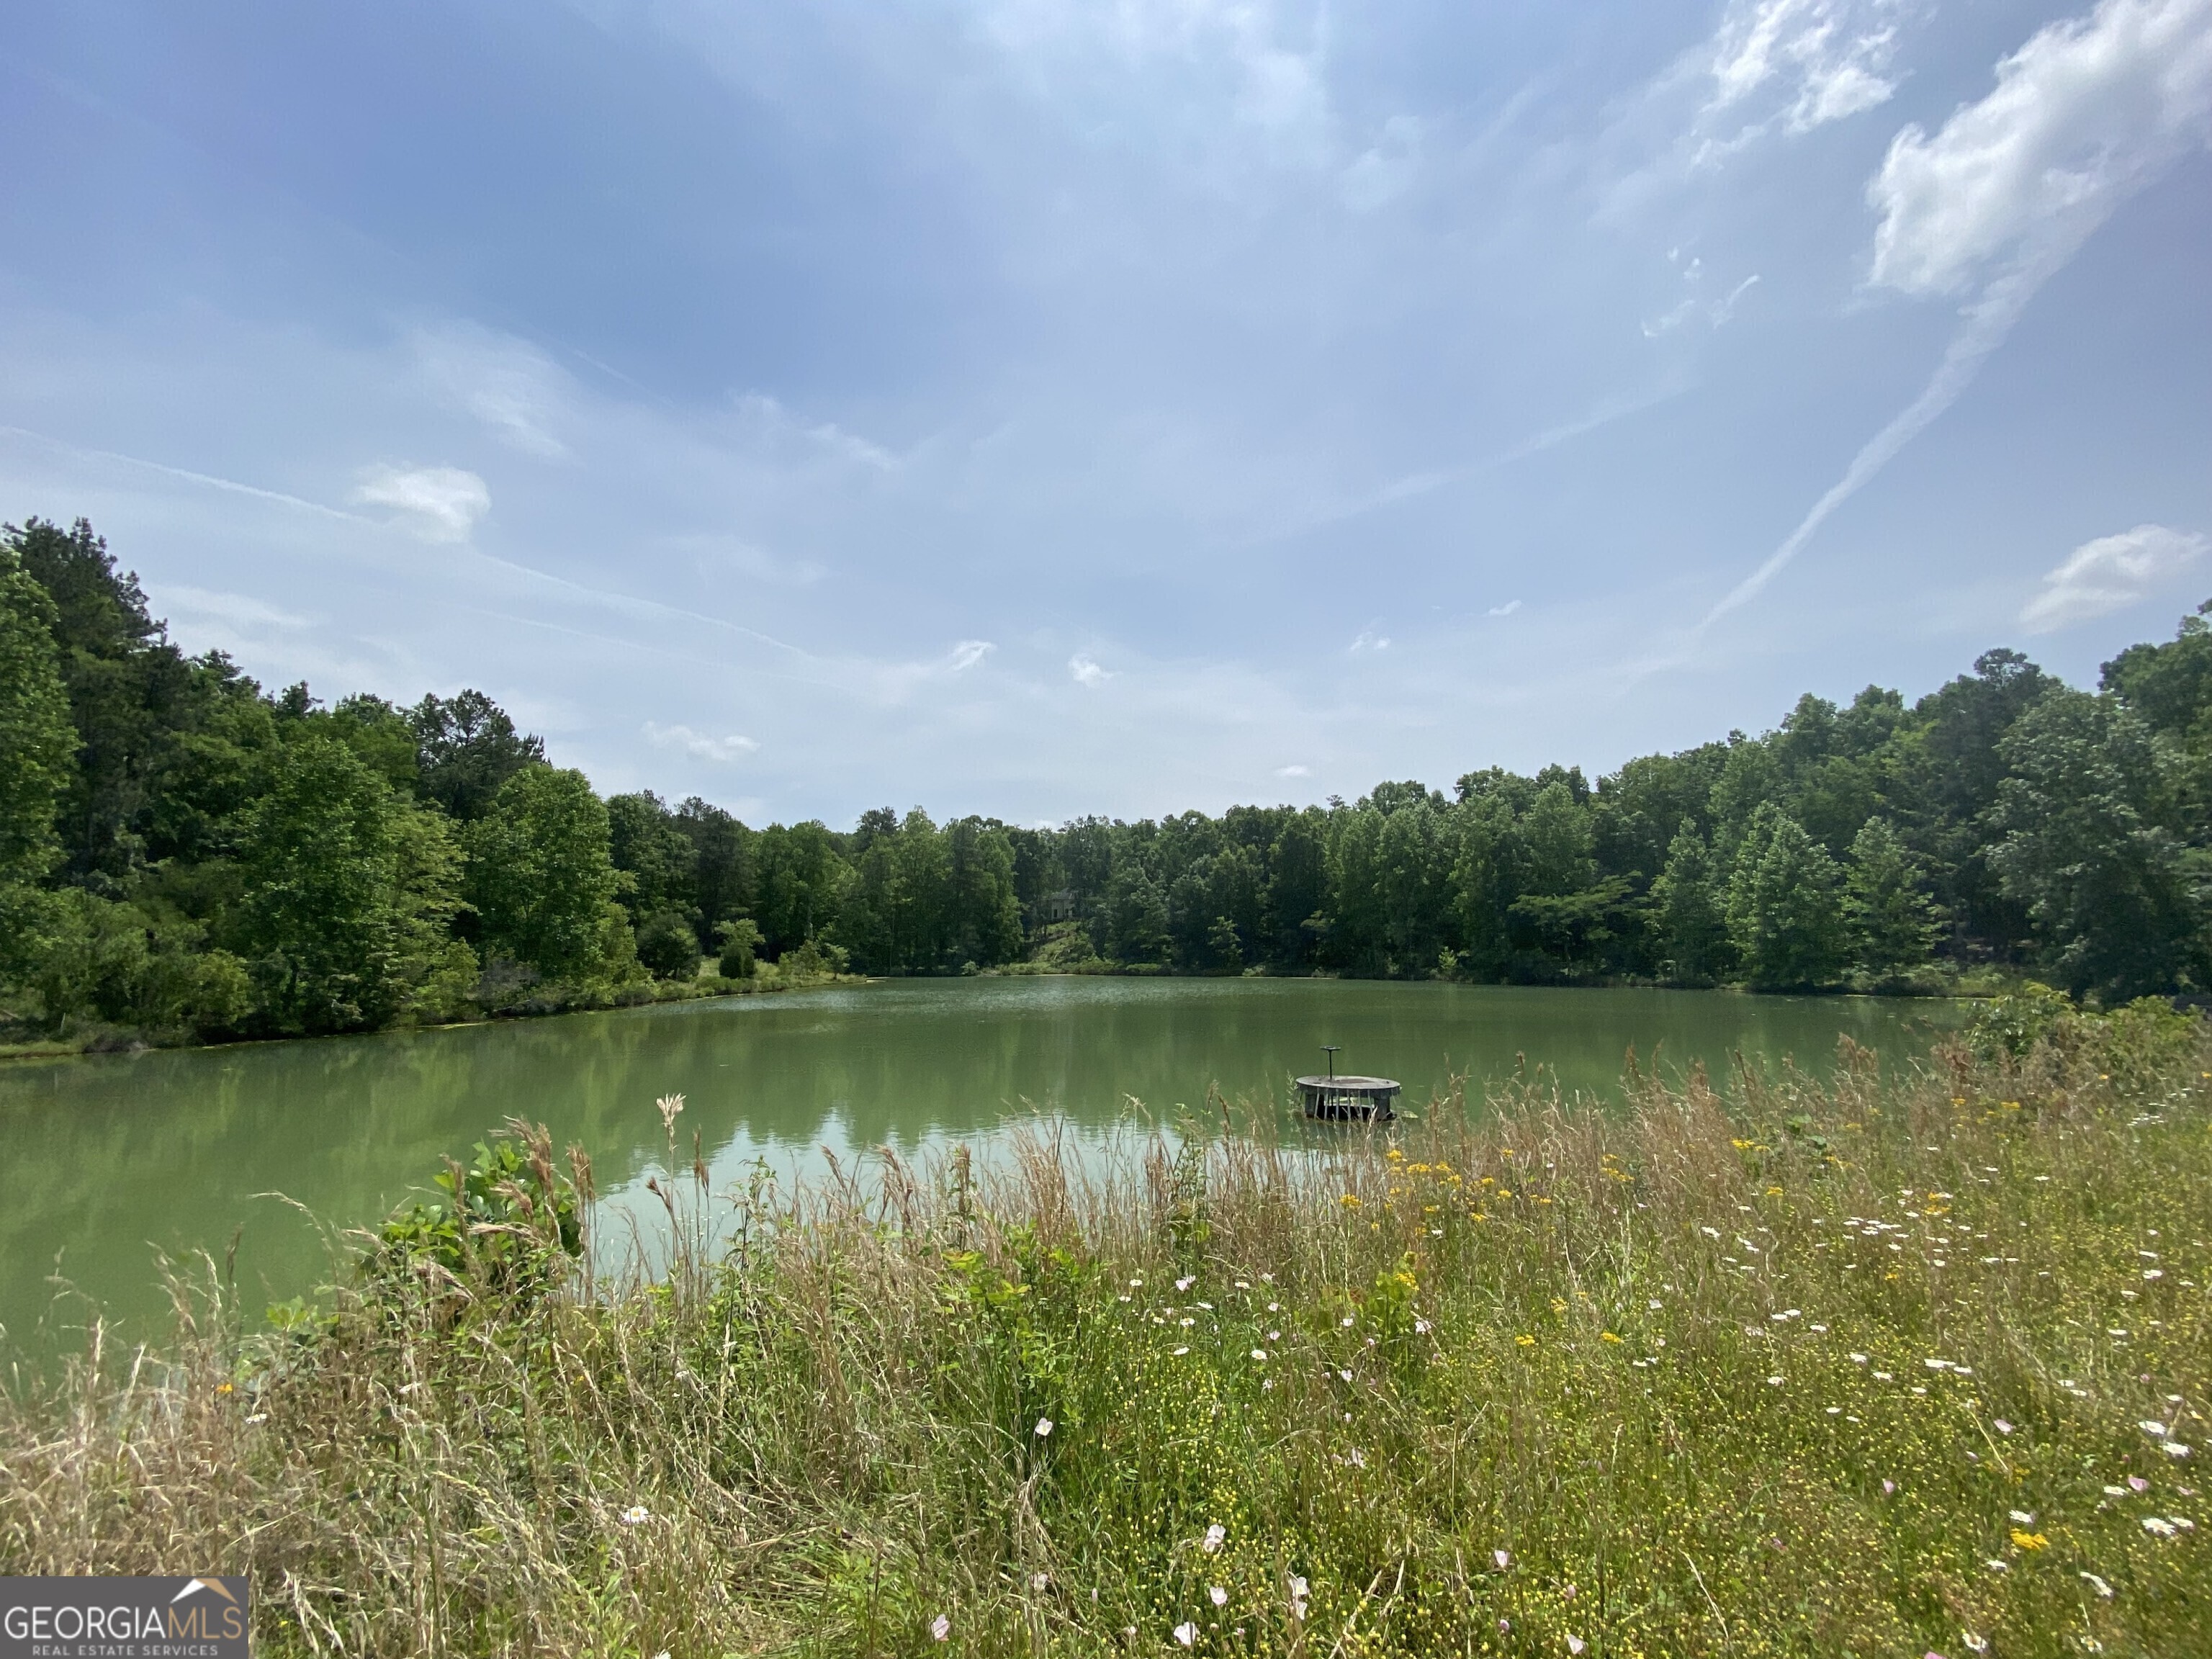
{"left": 0, "top": 976, "right": 1959, "bottom": 1356}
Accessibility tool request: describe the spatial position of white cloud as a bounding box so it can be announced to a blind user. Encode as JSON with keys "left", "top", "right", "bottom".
{"left": 1704, "top": 0, "right": 2212, "bottom": 629}
{"left": 1701, "top": 0, "right": 1902, "bottom": 142}
{"left": 644, "top": 721, "right": 761, "bottom": 762}
{"left": 948, "top": 639, "right": 994, "bottom": 670}
{"left": 1869, "top": 0, "right": 2212, "bottom": 297}
{"left": 2020, "top": 523, "right": 2208, "bottom": 631}
{"left": 349, "top": 464, "right": 490, "bottom": 542}
{"left": 1069, "top": 652, "right": 1112, "bottom": 686}
{"left": 1275, "top": 763, "right": 1310, "bottom": 777}
{"left": 1348, "top": 626, "right": 1390, "bottom": 652}
{"left": 410, "top": 324, "right": 572, "bottom": 458}
{"left": 1487, "top": 599, "right": 1523, "bottom": 617}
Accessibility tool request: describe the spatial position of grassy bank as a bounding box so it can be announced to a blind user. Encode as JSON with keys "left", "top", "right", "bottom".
{"left": 0, "top": 959, "right": 863, "bottom": 1062}
{"left": 2, "top": 1002, "right": 2207, "bottom": 1656}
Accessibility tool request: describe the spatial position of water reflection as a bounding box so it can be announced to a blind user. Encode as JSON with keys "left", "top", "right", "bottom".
{"left": 0, "top": 976, "right": 1957, "bottom": 1353}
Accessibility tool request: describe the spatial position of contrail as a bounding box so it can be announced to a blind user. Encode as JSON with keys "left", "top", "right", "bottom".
{"left": 1699, "top": 254, "right": 2051, "bottom": 629}
{"left": 0, "top": 423, "right": 364, "bottom": 521}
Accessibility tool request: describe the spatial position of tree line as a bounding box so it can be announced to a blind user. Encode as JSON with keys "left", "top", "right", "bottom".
{"left": 4, "top": 516, "right": 2208, "bottom": 1044}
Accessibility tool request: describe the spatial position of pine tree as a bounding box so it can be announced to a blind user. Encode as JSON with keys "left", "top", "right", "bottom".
{"left": 1727, "top": 806, "right": 1850, "bottom": 989}
{"left": 1653, "top": 825, "right": 1730, "bottom": 984}
{"left": 1845, "top": 817, "right": 1941, "bottom": 981}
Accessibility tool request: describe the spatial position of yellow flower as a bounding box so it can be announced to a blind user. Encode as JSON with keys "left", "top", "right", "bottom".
{"left": 1386, "top": 1148, "right": 1405, "bottom": 1162}
{"left": 1516, "top": 1334, "right": 1536, "bottom": 1347}
{"left": 217, "top": 1382, "right": 234, "bottom": 1395}
{"left": 2010, "top": 1529, "right": 2049, "bottom": 1552}
{"left": 1550, "top": 1298, "right": 1568, "bottom": 1314}
{"left": 1601, "top": 1331, "right": 1623, "bottom": 1344}
{"left": 1766, "top": 1185, "right": 1783, "bottom": 1196}
{"left": 1339, "top": 1195, "right": 1362, "bottom": 1209}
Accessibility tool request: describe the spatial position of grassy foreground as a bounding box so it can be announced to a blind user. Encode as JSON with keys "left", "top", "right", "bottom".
{"left": 3, "top": 1000, "right": 2208, "bottom": 1657}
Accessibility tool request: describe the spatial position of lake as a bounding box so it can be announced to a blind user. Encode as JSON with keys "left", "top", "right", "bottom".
{"left": 0, "top": 976, "right": 1959, "bottom": 1354}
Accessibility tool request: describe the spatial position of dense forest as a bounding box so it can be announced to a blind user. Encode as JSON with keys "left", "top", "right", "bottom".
{"left": 3, "top": 516, "right": 2208, "bottom": 1046}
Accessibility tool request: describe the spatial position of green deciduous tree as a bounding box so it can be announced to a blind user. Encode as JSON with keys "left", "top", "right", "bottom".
{"left": 464, "top": 766, "right": 626, "bottom": 983}
{"left": 236, "top": 731, "right": 472, "bottom": 1033}
{"left": 1986, "top": 688, "right": 2208, "bottom": 1001}
{"left": 0, "top": 543, "right": 76, "bottom": 887}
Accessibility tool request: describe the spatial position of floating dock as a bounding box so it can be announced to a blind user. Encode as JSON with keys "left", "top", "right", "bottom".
{"left": 1295, "top": 1073, "right": 1401, "bottom": 1122}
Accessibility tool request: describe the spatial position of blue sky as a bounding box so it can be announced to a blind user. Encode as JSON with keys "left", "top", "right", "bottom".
{"left": 2, "top": 0, "right": 2208, "bottom": 826}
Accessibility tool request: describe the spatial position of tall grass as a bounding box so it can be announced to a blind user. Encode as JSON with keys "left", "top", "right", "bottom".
{"left": 2, "top": 1002, "right": 2208, "bottom": 1657}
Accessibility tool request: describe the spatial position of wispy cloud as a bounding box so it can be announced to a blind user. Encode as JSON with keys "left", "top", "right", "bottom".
{"left": 1701, "top": 0, "right": 1902, "bottom": 142}
{"left": 350, "top": 464, "right": 490, "bottom": 543}
{"left": 1069, "top": 652, "right": 1112, "bottom": 686}
{"left": 948, "top": 639, "right": 994, "bottom": 670}
{"left": 411, "top": 323, "right": 571, "bottom": 459}
{"left": 1706, "top": 0, "right": 2212, "bottom": 626}
{"left": 155, "top": 585, "right": 314, "bottom": 631}
{"left": 2021, "top": 523, "right": 2207, "bottom": 632}
{"left": 1274, "top": 763, "right": 1311, "bottom": 777}
{"left": 1487, "top": 599, "right": 1523, "bottom": 617}
{"left": 644, "top": 721, "right": 760, "bottom": 762}
{"left": 1348, "top": 626, "right": 1390, "bottom": 652}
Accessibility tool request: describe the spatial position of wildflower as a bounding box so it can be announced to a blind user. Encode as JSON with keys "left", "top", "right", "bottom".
{"left": 1031, "top": 1573, "right": 1050, "bottom": 1591}
{"left": 1850, "top": 1352, "right": 1868, "bottom": 1364}
{"left": 1994, "top": 1419, "right": 2014, "bottom": 1435}
{"left": 1173, "top": 1346, "right": 1189, "bottom": 1356}
{"left": 1768, "top": 1376, "right": 1785, "bottom": 1387}
{"left": 1964, "top": 1637, "right": 1988, "bottom": 1655}
{"left": 1035, "top": 1417, "right": 1054, "bottom": 1437}
{"left": 2010, "top": 1529, "right": 2049, "bottom": 1550}
{"left": 1516, "top": 1334, "right": 1536, "bottom": 1348}
{"left": 1289, "top": 1576, "right": 1308, "bottom": 1596}
{"left": 1339, "top": 1368, "right": 1353, "bottom": 1382}
{"left": 2144, "top": 1516, "right": 2177, "bottom": 1537}
{"left": 2010, "top": 1509, "right": 2036, "bottom": 1524}
{"left": 1648, "top": 1298, "right": 1663, "bottom": 1310}
{"left": 1177, "top": 1276, "right": 1197, "bottom": 1292}
{"left": 1209, "top": 1586, "right": 1228, "bottom": 1608}
{"left": 1251, "top": 1348, "right": 1268, "bottom": 1362}
{"left": 621, "top": 1505, "right": 651, "bottom": 1526}
{"left": 2104, "top": 1484, "right": 2128, "bottom": 1496}
{"left": 1601, "top": 1331, "right": 1622, "bottom": 1344}
{"left": 1268, "top": 1329, "right": 1282, "bottom": 1341}
{"left": 1203, "top": 1524, "right": 1226, "bottom": 1552}
{"left": 2167, "top": 1443, "right": 2193, "bottom": 1458}
{"left": 1341, "top": 1316, "right": 1355, "bottom": 1328}
{"left": 1984, "top": 1560, "right": 2008, "bottom": 1573}
{"left": 1339, "top": 1195, "right": 1362, "bottom": 1209}
{"left": 1567, "top": 1638, "right": 1586, "bottom": 1655}
{"left": 216, "top": 1382, "right": 234, "bottom": 1395}
{"left": 1415, "top": 1318, "right": 1433, "bottom": 1335}
{"left": 2130, "top": 1475, "right": 2150, "bottom": 1492}
{"left": 1493, "top": 1549, "right": 1511, "bottom": 1570}
{"left": 932, "top": 1614, "right": 951, "bottom": 1642}
{"left": 1174, "top": 1621, "right": 1198, "bottom": 1646}
{"left": 1882, "top": 1480, "right": 1897, "bottom": 1496}
{"left": 2080, "top": 1570, "right": 2113, "bottom": 1598}
{"left": 244, "top": 1412, "right": 269, "bottom": 1425}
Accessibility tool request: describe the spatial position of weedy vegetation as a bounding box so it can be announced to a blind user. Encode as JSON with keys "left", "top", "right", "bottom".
{"left": 1, "top": 991, "right": 2208, "bottom": 1656}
